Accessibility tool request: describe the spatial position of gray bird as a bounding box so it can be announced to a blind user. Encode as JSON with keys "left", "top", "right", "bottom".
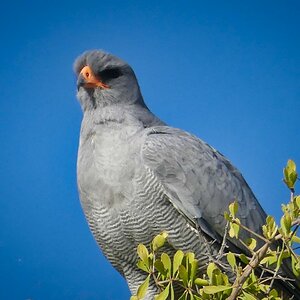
{"left": 74, "top": 50, "right": 298, "bottom": 299}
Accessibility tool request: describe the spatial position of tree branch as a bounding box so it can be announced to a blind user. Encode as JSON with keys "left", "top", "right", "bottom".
{"left": 227, "top": 218, "right": 300, "bottom": 299}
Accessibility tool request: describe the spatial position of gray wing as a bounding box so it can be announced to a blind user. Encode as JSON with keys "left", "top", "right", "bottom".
{"left": 141, "top": 126, "right": 267, "bottom": 246}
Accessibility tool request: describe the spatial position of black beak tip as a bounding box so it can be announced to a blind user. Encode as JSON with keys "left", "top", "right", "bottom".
{"left": 77, "top": 75, "right": 85, "bottom": 91}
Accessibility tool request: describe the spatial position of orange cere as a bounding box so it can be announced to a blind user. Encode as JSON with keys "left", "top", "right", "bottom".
{"left": 80, "top": 66, "right": 110, "bottom": 89}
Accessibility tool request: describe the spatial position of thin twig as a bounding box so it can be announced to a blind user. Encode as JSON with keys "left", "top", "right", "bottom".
{"left": 267, "top": 241, "right": 284, "bottom": 294}
{"left": 290, "top": 190, "right": 294, "bottom": 203}
{"left": 232, "top": 219, "right": 270, "bottom": 244}
{"left": 258, "top": 266, "right": 296, "bottom": 283}
{"left": 217, "top": 221, "right": 229, "bottom": 260}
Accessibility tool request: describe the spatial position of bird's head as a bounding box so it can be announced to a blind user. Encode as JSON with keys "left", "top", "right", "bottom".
{"left": 74, "top": 50, "right": 143, "bottom": 111}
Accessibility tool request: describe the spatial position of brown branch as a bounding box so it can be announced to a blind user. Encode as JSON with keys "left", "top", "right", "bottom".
{"left": 227, "top": 241, "right": 270, "bottom": 300}
{"left": 227, "top": 218, "right": 300, "bottom": 300}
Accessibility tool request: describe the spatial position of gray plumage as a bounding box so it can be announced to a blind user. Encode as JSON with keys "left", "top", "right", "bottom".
{"left": 74, "top": 50, "right": 298, "bottom": 299}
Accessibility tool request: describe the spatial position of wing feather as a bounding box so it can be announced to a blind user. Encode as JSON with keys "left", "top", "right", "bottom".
{"left": 141, "top": 126, "right": 267, "bottom": 246}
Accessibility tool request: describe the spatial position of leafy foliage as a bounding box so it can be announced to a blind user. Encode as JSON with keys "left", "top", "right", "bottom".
{"left": 131, "top": 160, "right": 300, "bottom": 299}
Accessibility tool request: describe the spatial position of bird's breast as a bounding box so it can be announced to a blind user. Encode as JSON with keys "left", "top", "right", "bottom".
{"left": 77, "top": 126, "right": 141, "bottom": 210}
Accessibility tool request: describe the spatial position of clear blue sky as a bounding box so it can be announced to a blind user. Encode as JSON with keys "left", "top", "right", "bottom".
{"left": 0, "top": 1, "right": 299, "bottom": 299}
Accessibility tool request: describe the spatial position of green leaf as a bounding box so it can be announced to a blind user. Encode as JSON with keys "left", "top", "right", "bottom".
{"left": 283, "top": 159, "right": 298, "bottom": 190}
{"left": 292, "top": 235, "right": 300, "bottom": 244}
{"left": 137, "top": 244, "right": 149, "bottom": 265}
{"left": 207, "top": 262, "right": 217, "bottom": 280}
{"left": 262, "top": 216, "right": 278, "bottom": 240}
{"left": 155, "top": 283, "right": 170, "bottom": 300}
{"left": 284, "top": 213, "right": 292, "bottom": 230}
{"left": 288, "top": 159, "right": 296, "bottom": 169}
{"left": 295, "top": 196, "right": 300, "bottom": 209}
{"left": 190, "top": 260, "right": 198, "bottom": 282}
{"left": 221, "top": 273, "right": 230, "bottom": 286}
{"left": 269, "top": 289, "right": 278, "bottom": 297}
{"left": 173, "top": 250, "right": 184, "bottom": 276}
{"left": 161, "top": 253, "right": 171, "bottom": 277}
{"left": 227, "top": 252, "right": 236, "bottom": 271}
{"left": 229, "top": 201, "right": 238, "bottom": 217}
{"left": 250, "top": 270, "right": 257, "bottom": 283}
{"left": 259, "top": 284, "right": 270, "bottom": 293}
{"left": 229, "top": 225, "right": 235, "bottom": 238}
{"left": 265, "top": 215, "right": 278, "bottom": 239}
{"left": 276, "top": 249, "right": 285, "bottom": 271}
{"left": 152, "top": 232, "right": 168, "bottom": 251}
{"left": 224, "top": 211, "right": 231, "bottom": 221}
{"left": 242, "top": 291, "right": 257, "bottom": 300}
{"left": 136, "top": 275, "right": 150, "bottom": 299}
{"left": 185, "top": 252, "right": 197, "bottom": 281}
{"left": 194, "top": 278, "right": 209, "bottom": 286}
{"left": 280, "top": 213, "right": 291, "bottom": 236}
{"left": 266, "top": 215, "right": 275, "bottom": 226}
{"left": 162, "top": 231, "right": 168, "bottom": 239}
{"left": 203, "top": 285, "right": 232, "bottom": 294}
{"left": 240, "top": 254, "right": 249, "bottom": 264}
{"left": 178, "top": 265, "right": 188, "bottom": 286}
{"left": 154, "top": 259, "right": 167, "bottom": 276}
{"left": 186, "top": 252, "right": 195, "bottom": 264}
{"left": 260, "top": 254, "right": 277, "bottom": 266}
{"left": 137, "top": 260, "right": 150, "bottom": 273}
{"left": 229, "top": 223, "right": 240, "bottom": 238}
{"left": 291, "top": 255, "right": 300, "bottom": 277}
{"left": 245, "top": 238, "right": 257, "bottom": 251}
{"left": 262, "top": 224, "right": 268, "bottom": 239}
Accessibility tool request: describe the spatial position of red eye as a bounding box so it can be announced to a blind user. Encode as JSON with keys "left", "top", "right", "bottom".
{"left": 85, "top": 72, "right": 89, "bottom": 78}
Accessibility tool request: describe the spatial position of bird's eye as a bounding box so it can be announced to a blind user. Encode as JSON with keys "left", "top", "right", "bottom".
{"left": 85, "top": 72, "right": 89, "bottom": 78}
{"left": 99, "top": 68, "right": 122, "bottom": 81}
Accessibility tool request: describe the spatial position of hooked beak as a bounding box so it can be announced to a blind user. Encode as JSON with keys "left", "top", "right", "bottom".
{"left": 77, "top": 65, "right": 110, "bottom": 90}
